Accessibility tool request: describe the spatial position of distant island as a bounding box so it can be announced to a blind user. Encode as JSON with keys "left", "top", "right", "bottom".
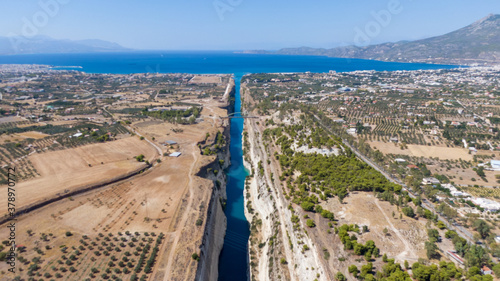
{"left": 244, "top": 14, "right": 500, "bottom": 65}
{"left": 0, "top": 35, "right": 129, "bottom": 55}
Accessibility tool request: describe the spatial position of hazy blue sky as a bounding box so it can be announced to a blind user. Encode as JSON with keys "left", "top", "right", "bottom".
{"left": 2, "top": 0, "right": 500, "bottom": 50}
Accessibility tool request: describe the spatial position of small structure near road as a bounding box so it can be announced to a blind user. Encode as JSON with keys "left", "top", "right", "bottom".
{"left": 422, "top": 177, "right": 440, "bottom": 185}
{"left": 481, "top": 266, "right": 492, "bottom": 275}
{"left": 169, "top": 152, "right": 181, "bottom": 157}
{"left": 161, "top": 140, "right": 177, "bottom": 146}
{"left": 447, "top": 251, "right": 464, "bottom": 266}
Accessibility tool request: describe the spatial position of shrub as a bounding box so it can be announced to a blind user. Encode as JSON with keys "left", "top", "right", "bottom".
{"left": 336, "top": 272, "right": 346, "bottom": 281}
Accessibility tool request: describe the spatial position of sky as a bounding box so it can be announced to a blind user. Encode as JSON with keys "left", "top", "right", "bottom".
{"left": 1, "top": 0, "right": 500, "bottom": 50}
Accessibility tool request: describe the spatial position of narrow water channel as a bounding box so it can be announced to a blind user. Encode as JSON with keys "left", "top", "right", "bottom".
{"left": 218, "top": 75, "right": 250, "bottom": 281}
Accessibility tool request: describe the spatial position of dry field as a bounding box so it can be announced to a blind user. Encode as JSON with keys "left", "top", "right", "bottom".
{"left": 0, "top": 137, "right": 157, "bottom": 215}
{"left": 189, "top": 75, "right": 222, "bottom": 84}
{"left": 322, "top": 193, "right": 428, "bottom": 262}
{"left": 0, "top": 116, "right": 25, "bottom": 124}
{"left": 292, "top": 193, "right": 430, "bottom": 280}
{"left": 0, "top": 96, "right": 228, "bottom": 281}
{"left": 368, "top": 141, "right": 474, "bottom": 161}
{"left": 0, "top": 131, "right": 50, "bottom": 144}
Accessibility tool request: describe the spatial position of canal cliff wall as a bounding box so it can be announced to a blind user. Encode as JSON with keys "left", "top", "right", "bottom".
{"left": 194, "top": 81, "right": 234, "bottom": 281}
{"left": 241, "top": 83, "right": 328, "bottom": 281}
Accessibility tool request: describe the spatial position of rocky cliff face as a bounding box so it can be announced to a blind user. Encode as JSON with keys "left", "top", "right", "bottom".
{"left": 241, "top": 86, "right": 328, "bottom": 281}
{"left": 194, "top": 156, "right": 229, "bottom": 281}
{"left": 194, "top": 84, "right": 234, "bottom": 281}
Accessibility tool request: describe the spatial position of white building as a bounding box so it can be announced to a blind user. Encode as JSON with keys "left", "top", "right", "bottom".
{"left": 441, "top": 183, "right": 470, "bottom": 197}
{"left": 471, "top": 197, "right": 500, "bottom": 212}
{"left": 422, "top": 177, "right": 440, "bottom": 185}
{"left": 485, "top": 160, "right": 500, "bottom": 171}
{"left": 495, "top": 236, "right": 500, "bottom": 244}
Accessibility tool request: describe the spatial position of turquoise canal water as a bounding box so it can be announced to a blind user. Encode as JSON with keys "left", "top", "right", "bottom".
{"left": 0, "top": 51, "right": 460, "bottom": 281}
{"left": 217, "top": 75, "right": 250, "bottom": 281}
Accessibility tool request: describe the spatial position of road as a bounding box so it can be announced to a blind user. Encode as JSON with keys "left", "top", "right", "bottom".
{"left": 313, "top": 115, "right": 476, "bottom": 245}
{"left": 163, "top": 143, "right": 198, "bottom": 281}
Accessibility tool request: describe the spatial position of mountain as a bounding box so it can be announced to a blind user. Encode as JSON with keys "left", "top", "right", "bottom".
{"left": 245, "top": 14, "right": 500, "bottom": 65}
{"left": 0, "top": 35, "right": 129, "bottom": 55}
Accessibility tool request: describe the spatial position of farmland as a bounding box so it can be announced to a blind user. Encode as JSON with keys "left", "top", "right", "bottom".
{"left": 0, "top": 66, "right": 233, "bottom": 281}
{"left": 240, "top": 68, "right": 500, "bottom": 281}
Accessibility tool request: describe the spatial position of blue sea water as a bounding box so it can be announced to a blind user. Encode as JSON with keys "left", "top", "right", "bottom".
{"left": 0, "top": 51, "right": 459, "bottom": 281}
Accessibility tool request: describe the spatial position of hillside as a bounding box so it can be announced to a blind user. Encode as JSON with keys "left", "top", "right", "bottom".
{"left": 245, "top": 14, "right": 500, "bottom": 65}
{"left": 0, "top": 35, "right": 129, "bottom": 55}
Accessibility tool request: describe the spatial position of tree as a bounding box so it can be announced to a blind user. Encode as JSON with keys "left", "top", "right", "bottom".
{"left": 372, "top": 247, "right": 380, "bottom": 257}
{"left": 383, "top": 227, "right": 388, "bottom": 235}
{"left": 360, "top": 263, "right": 373, "bottom": 279}
{"left": 427, "top": 229, "right": 439, "bottom": 243}
{"left": 425, "top": 241, "right": 439, "bottom": 259}
{"left": 306, "top": 219, "right": 316, "bottom": 228}
{"left": 468, "top": 266, "right": 481, "bottom": 278}
{"left": 402, "top": 207, "right": 415, "bottom": 218}
{"left": 348, "top": 265, "right": 358, "bottom": 275}
{"left": 492, "top": 263, "right": 500, "bottom": 276}
{"left": 436, "top": 221, "right": 446, "bottom": 229}
{"left": 336, "top": 272, "right": 346, "bottom": 281}
{"left": 473, "top": 219, "right": 491, "bottom": 239}
{"left": 364, "top": 274, "right": 375, "bottom": 281}
{"left": 364, "top": 251, "right": 372, "bottom": 261}
{"left": 301, "top": 202, "right": 315, "bottom": 212}
{"left": 465, "top": 245, "right": 488, "bottom": 268}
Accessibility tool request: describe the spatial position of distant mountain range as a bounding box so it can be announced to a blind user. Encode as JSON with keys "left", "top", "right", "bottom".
{"left": 245, "top": 14, "right": 500, "bottom": 65}
{"left": 0, "top": 35, "right": 129, "bottom": 55}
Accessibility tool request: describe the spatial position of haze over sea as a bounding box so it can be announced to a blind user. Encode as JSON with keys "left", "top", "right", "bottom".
{"left": 0, "top": 51, "right": 459, "bottom": 281}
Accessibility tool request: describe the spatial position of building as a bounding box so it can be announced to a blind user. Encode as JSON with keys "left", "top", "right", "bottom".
{"left": 394, "top": 158, "right": 406, "bottom": 163}
{"left": 485, "top": 160, "right": 500, "bottom": 171}
{"left": 169, "top": 152, "right": 182, "bottom": 157}
{"left": 422, "top": 177, "right": 440, "bottom": 185}
{"left": 471, "top": 197, "right": 500, "bottom": 212}
{"left": 495, "top": 236, "right": 500, "bottom": 244}
{"left": 481, "top": 266, "right": 492, "bottom": 275}
{"left": 161, "top": 140, "right": 177, "bottom": 146}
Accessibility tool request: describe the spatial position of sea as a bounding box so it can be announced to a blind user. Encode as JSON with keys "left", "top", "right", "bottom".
{"left": 0, "top": 51, "right": 459, "bottom": 281}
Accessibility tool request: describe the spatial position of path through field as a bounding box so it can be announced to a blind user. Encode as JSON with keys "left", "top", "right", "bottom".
{"left": 374, "top": 199, "right": 418, "bottom": 262}
{"left": 163, "top": 142, "right": 198, "bottom": 281}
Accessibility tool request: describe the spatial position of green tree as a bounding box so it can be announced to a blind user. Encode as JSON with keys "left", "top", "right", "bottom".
{"left": 306, "top": 219, "right": 316, "bottom": 228}
{"left": 335, "top": 272, "right": 346, "bottom": 281}
{"left": 473, "top": 219, "right": 491, "bottom": 239}
{"left": 402, "top": 207, "right": 415, "bottom": 218}
{"left": 425, "top": 241, "right": 439, "bottom": 259}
